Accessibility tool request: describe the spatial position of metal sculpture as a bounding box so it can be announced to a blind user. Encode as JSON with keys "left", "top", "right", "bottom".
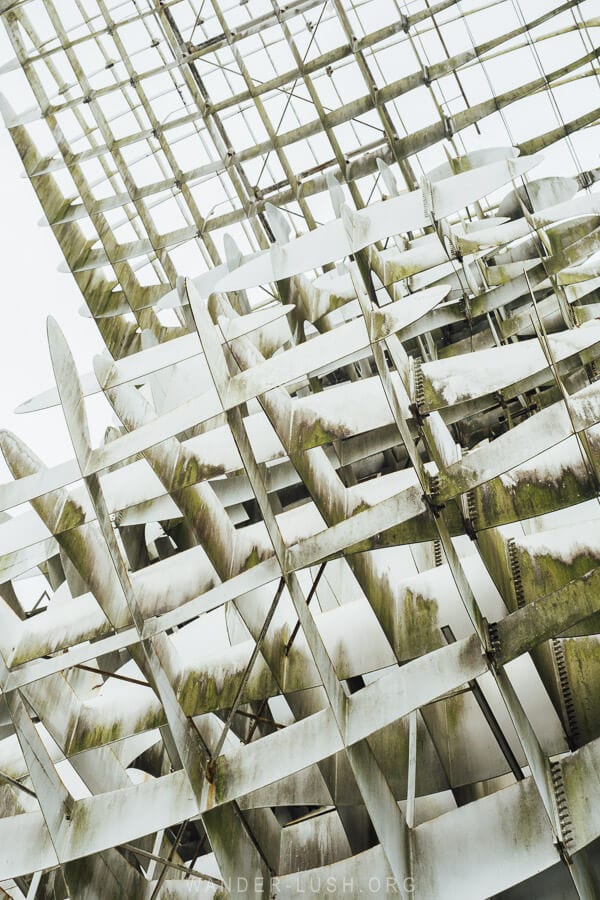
{"left": 0, "top": 1, "right": 600, "bottom": 896}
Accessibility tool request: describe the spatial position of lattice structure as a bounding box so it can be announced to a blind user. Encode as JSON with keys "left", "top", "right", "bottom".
{"left": 1, "top": 1, "right": 600, "bottom": 897}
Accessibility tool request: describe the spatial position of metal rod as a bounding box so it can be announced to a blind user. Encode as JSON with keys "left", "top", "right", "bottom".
{"left": 210, "top": 577, "right": 285, "bottom": 764}
{"left": 74, "top": 663, "right": 151, "bottom": 688}
{"left": 285, "top": 563, "right": 327, "bottom": 655}
{"left": 442, "top": 626, "right": 524, "bottom": 781}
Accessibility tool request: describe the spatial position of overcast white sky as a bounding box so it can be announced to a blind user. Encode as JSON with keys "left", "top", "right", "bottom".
{"left": 0, "top": 29, "right": 104, "bottom": 481}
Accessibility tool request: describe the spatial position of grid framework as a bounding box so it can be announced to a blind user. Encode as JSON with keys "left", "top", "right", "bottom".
{"left": 1, "top": 0, "right": 600, "bottom": 897}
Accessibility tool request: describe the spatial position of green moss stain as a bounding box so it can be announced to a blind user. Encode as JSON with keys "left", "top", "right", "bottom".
{"left": 395, "top": 587, "right": 442, "bottom": 660}
{"left": 473, "top": 466, "right": 592, "bottom": 529}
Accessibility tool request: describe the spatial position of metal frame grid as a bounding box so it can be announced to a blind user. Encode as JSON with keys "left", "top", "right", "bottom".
{"left": 1, "top": 0, "right": 600, "bottom": 897}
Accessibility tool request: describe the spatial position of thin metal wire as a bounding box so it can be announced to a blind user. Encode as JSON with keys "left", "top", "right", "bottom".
{"left": 255, "top": 0, "right": 330, "bottom": 188}
{"left": 210, "top": 577, "right": 285, "bottom": 764}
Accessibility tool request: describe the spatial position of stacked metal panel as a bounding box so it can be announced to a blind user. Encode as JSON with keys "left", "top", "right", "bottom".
{"left": 1, "top": 0, "right": 600, "bottom": 896}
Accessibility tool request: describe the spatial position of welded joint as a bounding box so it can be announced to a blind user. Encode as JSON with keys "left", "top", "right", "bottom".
{"left": 549, "top": 759, "right": 576, "bottom": 858}
{"left": 507, "top": 537, "right": 525, "bottom": 609}
{"left": 409, "top": 401, "right": 429, "bottom": 427}
{"left": 483, "top": 618, "right": 501, "bottom": 668}
{"left": 552, "top": 638, "right": 581, "bottom": 750}
{"left": 578, "top": 169, "right": 595, "bottom": 189}
{"left": 461, "top": 512, "right": 478, "bottom": 542}
{"left": 423, "top": 474, "right": 445, "bottom": 518}
{"left": 410, "top": 355, "right": 426, "bottom": 413}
